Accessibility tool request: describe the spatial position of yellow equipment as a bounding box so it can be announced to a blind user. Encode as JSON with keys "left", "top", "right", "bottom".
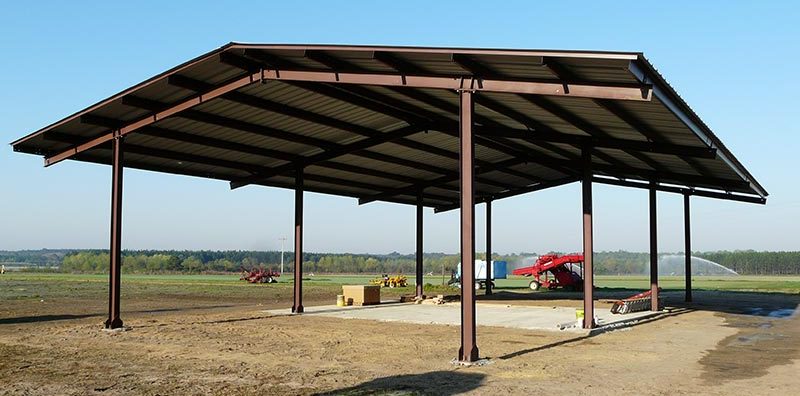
{"left": 369, "top": 274, "right": 408, "bottom": 288}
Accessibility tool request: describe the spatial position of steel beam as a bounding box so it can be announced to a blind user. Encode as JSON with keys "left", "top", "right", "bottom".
{"left": 104, "top": 137, "right": 124, "bottom": 329}
{"left": 292, "top": 168, "right": 304, "bottom": 314}
{"left": 684, "top": 193, "right": 693, "bottom": 303}
{"left": 416, "top": 191, "right": 424, "bottom": 298}
{"left": 44, "top": 70, "right": 263, "bottom": 167}
{"left": 649, "top": 182, "right": 659, "bottom": 311}
{"left": 485, "top": 200, "right": 493, "bottom": 296}
{"left": 585, "top": 161, "right": 750, "bottom": 192}
{"left": 433, "top": 176, "right": 580, "bottom": 213}
{"left": 259, "top": 68, "right": 652, "bottom": 101}
{"left": 591, "top": 176, "right": 766, "bottom": 204}
{"left": 481, "top": 128, "right": 716, "bottom": 159}
{"left": 458, "top": 90, "right": 479, "bottom": 362}
{"left": 582, "top": 148, "right": 595, "bottom": 329}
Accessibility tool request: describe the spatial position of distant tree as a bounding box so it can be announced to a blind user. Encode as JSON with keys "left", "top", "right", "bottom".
{"left": 181, "top": 256, "right": 203, "bottom": 273}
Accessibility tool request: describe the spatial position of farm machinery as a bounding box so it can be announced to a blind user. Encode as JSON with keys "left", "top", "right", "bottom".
{"left": 239, "top": 267, "right": 280, "bottom": 284}
{"left": 611, "top": 289, "right": 663, "bottom": 314}
{"left": 511, "top": 253, "right": 585, "bottom": 291}
{"left": 370, "top": 274, "right": 408, "bottom": 288}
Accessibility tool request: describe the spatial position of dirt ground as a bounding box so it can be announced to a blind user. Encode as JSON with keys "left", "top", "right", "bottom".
{"left": 1, "top": 288, "right": 799, "bottom": 395}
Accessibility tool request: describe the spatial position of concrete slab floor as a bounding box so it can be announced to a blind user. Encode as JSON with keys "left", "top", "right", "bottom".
{"left": 264, "top": 301, "right": 662, "bottom": 334}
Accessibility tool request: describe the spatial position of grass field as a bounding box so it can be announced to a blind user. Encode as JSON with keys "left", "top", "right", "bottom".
{"left": 1, "top": 272, "right": 798, "bottom": 302}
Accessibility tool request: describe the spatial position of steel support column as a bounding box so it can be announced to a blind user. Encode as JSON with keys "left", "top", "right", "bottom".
{"left": 649, "top": 182, "right": 659, "bottom": 311}
{"left": 684, "top": 193, "right": 693, "bottom": 303}
{"left": 582, "top": 148, "right": 595, "bottom": 329}
{"left": 416, "top": 191, "right": 424, "bottom": 298}
{"left": 458, "top": 90, "right": 479, "bottom": 362}
{"left": 105, "top": 137, "right": 124, "bottom": 329}
{"left": 292, "top": 168, "right": 304, "bottom": 313}
{"left": 485, "top": 200, "right": 493, "bottom": 296}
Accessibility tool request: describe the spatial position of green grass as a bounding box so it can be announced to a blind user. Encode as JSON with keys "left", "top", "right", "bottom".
{"left": 0, "top": 273, "right": 446, "bottom": 302}
{"left": 1, "top": 273, "right": 798, "bottom": 302}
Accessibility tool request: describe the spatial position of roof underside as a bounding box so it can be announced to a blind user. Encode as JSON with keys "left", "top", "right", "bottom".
{"left": 11, "top": 43, "right": 767, "bottom": 210}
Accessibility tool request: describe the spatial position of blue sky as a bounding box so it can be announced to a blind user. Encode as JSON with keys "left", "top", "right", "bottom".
{"left": 1, "top": 1, "right": 798, "bottom": 254}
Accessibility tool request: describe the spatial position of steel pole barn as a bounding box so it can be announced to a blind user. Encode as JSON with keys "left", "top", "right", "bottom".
{"left": 11, "top": 44, "right": 767, "bottom": 362}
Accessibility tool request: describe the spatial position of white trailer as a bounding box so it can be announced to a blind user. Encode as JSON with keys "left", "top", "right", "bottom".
{"left": 451, "top": 260, "right": 507, "bottom": 289}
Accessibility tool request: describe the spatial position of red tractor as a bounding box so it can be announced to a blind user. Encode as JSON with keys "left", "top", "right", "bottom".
{"left": 240, "top": 267, "right": 280, "bottom": 284}
{"left": 511, "top": 253, "right": 584, "bottom": 291}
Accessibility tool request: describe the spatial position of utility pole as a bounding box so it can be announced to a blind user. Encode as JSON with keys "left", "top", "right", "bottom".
{"left": 278, "top": 237, "right": 287, "bottom": 275}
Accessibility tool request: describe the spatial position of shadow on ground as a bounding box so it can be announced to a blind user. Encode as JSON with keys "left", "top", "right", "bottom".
{"left": 480, "top": 288, "right": 800, "bottom": 318}
{"left": 0, "top": 313, "right": 101, "bottom": 325}
{"left": 496, "top": 307, "right": 693, "bottom": 360}
{"left": 314, "top": 371, "right": 485, "bottom": 396}
{"left": 0, "top": 304, "right": 238, "bottom": 325}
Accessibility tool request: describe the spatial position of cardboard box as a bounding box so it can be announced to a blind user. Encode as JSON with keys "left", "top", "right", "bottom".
{"left": 342, "top": 285, "right": 381, "bottom": 306}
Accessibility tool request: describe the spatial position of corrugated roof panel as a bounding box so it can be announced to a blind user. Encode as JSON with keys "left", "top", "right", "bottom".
{"left": 384, "top": 51, "right": 473, "bottom": 76}
{"left": 371, "top": 140, "right": 459, "bottom": 170}
{"left": 154, "top": 117, "right": 317, "bottom": 156}
{"left": 193, "top": 99, "right": 361, "bottom": 148}
{"left": 305, "top": 165, "right": 404, "bottom": 190}
{"left": 508, "top": 163, "right": 570, "bottom": 181}
{"left": 361, "top": 85, "right": 459, "bottom": 121}
{"left": 503, "top": 139, "right": 580, "bottom": 161}
{"left": 593, "top": 148, "right": 663, "bottom": 172}
{"left": 178, "top": 61, "right": 245, "bottom": 87}
{"left": 331, "top": 154, "right": 442, "bottom": 181}
{"left": 540, "top": 96, "right": 648, "bottom": 141}
{"left": 127, "top": 79, "right": 192, "bottom": 105}
{"left": 126, "top": 133, "right": 287, "bottom": 170}
{"left": 241, "top": 81, "right": 404, "bottom": 132}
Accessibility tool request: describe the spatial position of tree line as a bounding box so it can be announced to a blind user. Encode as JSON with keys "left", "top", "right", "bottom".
{"left": 14, "top": 249, "right": 789, "bottom": 275}
{"left": 695, "top": 250, "right": 800, "bottom": 275}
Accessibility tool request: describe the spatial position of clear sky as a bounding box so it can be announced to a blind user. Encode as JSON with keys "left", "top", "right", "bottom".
{"left": 1, "top": 1, "right": 798, "bottom": 254}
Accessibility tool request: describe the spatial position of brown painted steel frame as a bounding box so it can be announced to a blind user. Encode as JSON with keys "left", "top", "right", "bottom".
{"left": 582, "top": 148, "right": 595, "bottom": 329}
{"left": 105, "top": 137, "right": 124, "bottom": 329}
{"left": 684, "top": 193, "right": 693, "bottom": 303}
{"left": 649, "top": 182, "right": 659, "bottom": 311}
{"left": 485, "top": 200, "right": 493, "bottom": 296}
{"left": 416, "top": 191, "right": 424, "bottom": 298}
{"left": 458, "top": 90, "right": 479, "bottom": 362}
{"left": 433, "top": 176, "right": 580, "bottom": 213}
{"left": 260, "top": 69, "right": 652, "bottom": 101}
{"left": 293, "top": 168, "right": 304, "bottom": 313}
{"left": 591, "top": 177, "right": 765, "bottom": 204}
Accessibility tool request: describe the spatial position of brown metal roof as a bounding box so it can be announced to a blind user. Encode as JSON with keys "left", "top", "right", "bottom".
{"left": 10, "top": 43, "right": 767, "bottom": 209}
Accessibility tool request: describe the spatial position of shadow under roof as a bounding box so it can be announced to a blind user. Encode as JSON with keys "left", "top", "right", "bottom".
{"left": 11, "top": 43, "right": 767, "bottom": 209}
